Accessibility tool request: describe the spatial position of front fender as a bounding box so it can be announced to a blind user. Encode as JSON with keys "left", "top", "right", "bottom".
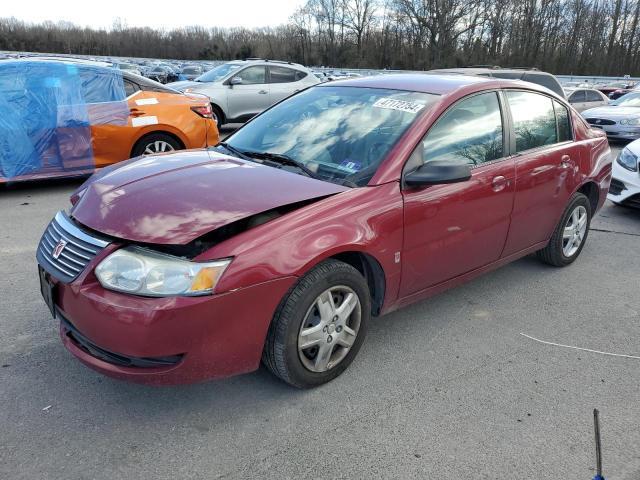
{"left": 202, "top": 182, "right": 404, "bottom": 310}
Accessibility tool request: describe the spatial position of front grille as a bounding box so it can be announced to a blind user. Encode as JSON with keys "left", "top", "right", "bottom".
{"left": 60, "top": 312, "right": 183, "bottom": 368}
{"left": 585, "top": 118, "right": 616, "bottom": 126}
{"left": 608, "top": 178, "right": 627, "bottom": 196}
{"left": 36, "top": 211, "right": 110, "bottom": 283}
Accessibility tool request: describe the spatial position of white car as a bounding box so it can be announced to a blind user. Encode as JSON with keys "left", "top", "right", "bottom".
{"left": 564, "top": 87, "right": 609, "bottom": 112}
{"left": 167, "top": 59, "right": 319, "bottom": 127}
{"left": 608, "top": 139, "right": 640, "bottom": 208}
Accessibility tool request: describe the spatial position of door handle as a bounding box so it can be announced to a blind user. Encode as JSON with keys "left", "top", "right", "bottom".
{"left": 129, "top": 108, "right": 146, "bottom": 117}
{"left": 560, "top": 155, "right": 572, "bottom": 168}
{"left": 258, "top": 90, "right": 268, "bottom": 95}
{"left": 492, "top": 175, "right": 508, "bottom": 192}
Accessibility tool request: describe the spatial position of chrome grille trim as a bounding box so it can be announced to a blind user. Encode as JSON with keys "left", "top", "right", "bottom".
{"left": 36, "top": 211, "right": 110, "bottom": 283}
{"left": 54, "top": 211, "right": 109, "bottom": 248}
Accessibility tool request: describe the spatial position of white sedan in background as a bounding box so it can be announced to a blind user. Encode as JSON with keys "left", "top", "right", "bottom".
{"left": 608, "top": 139, "right": 640, "bottom": 208}
{"left": 564, "top": 87, "right": 609, "bottom": 112}
{"left": 582, "top": 92, "right": 640, "bottom": 141}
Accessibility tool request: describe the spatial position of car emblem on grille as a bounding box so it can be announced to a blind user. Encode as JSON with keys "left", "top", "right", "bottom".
{"left": 52, "top": 239, "right": 67, "bottom": 259}
{"left": 595, "top": 119, "right": 602, "bottom": 124}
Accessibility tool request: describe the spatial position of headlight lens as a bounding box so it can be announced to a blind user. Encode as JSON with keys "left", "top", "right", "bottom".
{"left": 617, "top": 147, "right": 639, "bottom": 172}
{"left": 620, "top": 117, "right": 640, "bottom": 126}
{"left": 95, "top": 247, "right": 231, "bottom": 297}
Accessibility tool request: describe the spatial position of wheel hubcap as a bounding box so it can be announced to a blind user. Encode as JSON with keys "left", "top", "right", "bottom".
{"left": 562, "top": 205, "right": 588, "bottom": 257}
{"left": 143, "top": 140, "right": 174, "bottom": 155}
{"left": 298, "top": 286, "right": 361, "bottom": 373}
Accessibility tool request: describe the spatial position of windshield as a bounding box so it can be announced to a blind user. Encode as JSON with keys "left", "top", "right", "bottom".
{"left": 222, "top": 86, "right": 438, "bottom": 186}
{"left": 196, "top": 63, "right": 241, "bottom": 82}
{"left": 611, "top": 93, "right": 640, "bottom": 107}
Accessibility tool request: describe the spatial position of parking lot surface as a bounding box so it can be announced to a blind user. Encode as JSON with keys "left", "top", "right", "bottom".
{"left": 1, "top": 144, "right": 639, "bottom": 480}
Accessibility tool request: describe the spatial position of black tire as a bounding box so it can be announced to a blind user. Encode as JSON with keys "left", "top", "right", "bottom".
{"left": 537, "top": 192, "right": 591, "bottom": 267}
{"left": 262, "top": 259, "right": 371, "bottom": 388}
{"left": 210, "top": 104, "right": 224, "bottom": 129}
{"left": 131, "top": 133, "right": 182, "bottom": 157}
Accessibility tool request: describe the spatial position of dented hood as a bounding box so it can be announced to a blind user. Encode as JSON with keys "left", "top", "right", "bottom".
{"left": 71, "top": 150, "right": 347, "bottom": 244}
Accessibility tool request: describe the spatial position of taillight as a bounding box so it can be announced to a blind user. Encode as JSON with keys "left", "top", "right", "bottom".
{"left": 191, "top": 104, "right": 213, "bottom": 119}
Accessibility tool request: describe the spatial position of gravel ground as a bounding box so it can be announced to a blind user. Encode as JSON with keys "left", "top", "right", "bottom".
{"left": 1, "top": 142, "right": 639, "bottom": 480}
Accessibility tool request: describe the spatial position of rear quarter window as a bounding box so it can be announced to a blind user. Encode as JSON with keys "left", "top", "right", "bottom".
{"left": 553, "top": 101, "right": 573, "bottom": 142}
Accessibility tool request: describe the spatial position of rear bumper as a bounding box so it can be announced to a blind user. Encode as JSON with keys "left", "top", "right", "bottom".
{"left": 52, "top": 273, "right": 296, "bottom": 385}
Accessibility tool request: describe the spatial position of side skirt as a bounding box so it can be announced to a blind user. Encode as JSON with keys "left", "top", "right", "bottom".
{"left": 386, "top": 240, "right": 549, "bottom": 314}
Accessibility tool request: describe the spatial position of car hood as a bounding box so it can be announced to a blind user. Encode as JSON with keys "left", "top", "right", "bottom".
{"left": 166, "top": 80, "right": 199, "bottom": 91}
{"left": 71, "top": 150, "right": 348, "bottom": 245}
{"left": 582, "top": 106, "right": 640, "bottom": 119}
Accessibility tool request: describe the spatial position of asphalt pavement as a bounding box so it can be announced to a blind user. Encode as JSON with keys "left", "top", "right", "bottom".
{"left": 1, "top": 143, "right": 639, "bottom": 480}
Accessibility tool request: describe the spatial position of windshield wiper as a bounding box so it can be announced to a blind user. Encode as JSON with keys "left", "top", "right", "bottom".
{"left": 243, "top": 151, "right": 320, "bottom": 179}
{"left": 217, "top": 142, "right": 253, "bottom": 161}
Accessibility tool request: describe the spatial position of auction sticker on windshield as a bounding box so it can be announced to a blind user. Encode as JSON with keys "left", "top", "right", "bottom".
{"left": 373, "top": 98, "right": 426, "bottom": 114}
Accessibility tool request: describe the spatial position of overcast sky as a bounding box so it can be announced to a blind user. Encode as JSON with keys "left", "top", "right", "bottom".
{"left": 4, "top": 0, "right": 306, "bottom": 29}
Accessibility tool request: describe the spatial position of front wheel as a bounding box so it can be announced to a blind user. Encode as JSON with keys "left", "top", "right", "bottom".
{"left": 262, "top": 259, "right": 370, "bottom": 388}
{"left": 537, "top": 192, "right": 591, "bottom": 267}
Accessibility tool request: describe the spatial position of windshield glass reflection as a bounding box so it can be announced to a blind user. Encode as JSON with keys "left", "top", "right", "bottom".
{"left": 222, "top": 86, "right": 439, "bottom": 186}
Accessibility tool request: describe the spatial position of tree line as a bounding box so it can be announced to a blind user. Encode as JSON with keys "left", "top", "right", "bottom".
{"left": 0, "top": 0, "right": 638, "bottom": 76}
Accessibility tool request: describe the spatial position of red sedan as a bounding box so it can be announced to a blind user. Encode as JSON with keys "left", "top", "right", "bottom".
{"left": 36, "top": 74, "right": 612, "bottom": 388}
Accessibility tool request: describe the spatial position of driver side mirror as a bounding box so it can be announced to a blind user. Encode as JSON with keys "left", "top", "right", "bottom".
{"left": 228, "top": 76, "right": 243, "bottom": 87}
{"left": 404, "top": 160, "right": 472, "bottom": 188}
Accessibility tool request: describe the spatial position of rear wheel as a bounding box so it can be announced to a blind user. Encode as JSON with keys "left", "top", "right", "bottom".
{"left": 537, "top": 192, "right": 591, "bottom": 267}
{"left": 132, "top": 133, "right": 182, "bottom": 157}
{"left": 262, "top": 259, "right": 370, "bottom": 388}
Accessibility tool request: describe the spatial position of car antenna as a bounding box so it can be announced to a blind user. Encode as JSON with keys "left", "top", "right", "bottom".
{"left": 592, "top": 409, "right": 605, "bottom": 480}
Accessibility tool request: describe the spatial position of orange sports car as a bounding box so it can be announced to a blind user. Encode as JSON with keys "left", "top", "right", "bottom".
{"left": 0, "top": 59, "right": 219, "bottom": 183}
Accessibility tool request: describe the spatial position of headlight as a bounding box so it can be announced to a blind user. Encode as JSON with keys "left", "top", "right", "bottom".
{"left": 619, "top": 118, "right": 640, "bottom": 126}
{"left": 617, "top": 147, "right": 639, "bottom": 172}
{"left": 95, "top": 247, "right": 231, "bottom": 297}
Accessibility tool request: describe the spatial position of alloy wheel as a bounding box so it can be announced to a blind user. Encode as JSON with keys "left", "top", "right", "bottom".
{"left": 562, "top": 205, "right": 588, "bottom": 257}
{"left": 143, "top": 140, "right": 175, "bottom": 154}
{"left": 298, "top": 286, "right": 361, "bottom": 373}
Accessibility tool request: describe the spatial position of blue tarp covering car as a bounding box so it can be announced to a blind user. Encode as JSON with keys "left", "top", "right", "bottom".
{"left": 0, "top": 59, "right": 128, "bottom": 182}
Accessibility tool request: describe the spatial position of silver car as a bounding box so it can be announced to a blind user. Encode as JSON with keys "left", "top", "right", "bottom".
{"left": 582, "top": 92, "right": 640, "bottom": 140}
{"left": 167, "top": 59, "right": 319, "bottom": 127}
{"left": 564, "top": 88, "right": 609, "bottom": 112}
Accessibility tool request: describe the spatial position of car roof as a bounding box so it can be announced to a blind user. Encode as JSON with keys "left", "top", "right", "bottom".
{"left": 226, "top": 58, "right": 308, "bottom": 70}
{"left": 433, "top": 67, "right": 542, "bottom": 76}
{"left": 319, "top": 73, "right": 560, "bottom": 97}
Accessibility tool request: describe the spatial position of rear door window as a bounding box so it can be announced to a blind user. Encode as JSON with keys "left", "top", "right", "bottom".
{"left": 269, "top": 66, "right": 298, "bottom": 83}
{"left": 506, "top": 91, "right": 557, "bottom": 152}
{"left": 123, "top": 79, "right": 139, "bottom": 97}
{"left": 585, "top": 90, "right": 603, "bottom": 102}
